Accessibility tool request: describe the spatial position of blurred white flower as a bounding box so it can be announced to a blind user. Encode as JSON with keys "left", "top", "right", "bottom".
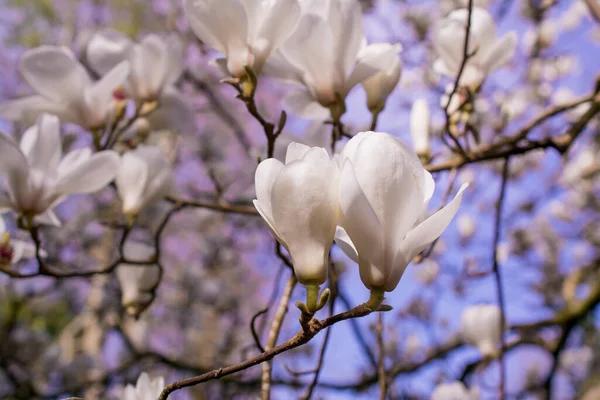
{"left": 410, "top": 99, "right": 430, "bottom": 158}
{"left": 87, "top": 30, "right": 183, "bottom": 103}
{"left": 457, "top": 213, "right": 475, "bottom": 240}
{"left": 123, "top": 372, "right": 164, "bottom": 400}
{"left": 461, "top": 304, "right": 502, "bottom": 357}
{"left": 551, "top": 87, "right": 591, "bottom": 121}
{"left": 0, "top": 217, "right": 39, "bottom": 266}
{"left": 116, "top": 145, "right": 177, "bottom": 217}
{"left": 431, "top": 381, "right": 480, "bottom": 400}
{"left": 264, "top": 0, "right": 399, "bottom": 120}
{"left": 116, "top": 242, "right": 160, "bottom": 317}
{"left": 560, "top": 1, "right": 589, "bottom": 30}
{"left": 362, "top": 46, "right": 403, "bottom": 113}
{"left": 0, "top": 46, "right": 130, "bottom": 130}
{"left": 439, "top": 0, "right": 491, "bottom": 14}
{"left": 559, "top": 346, "right": 593, "bottom": 378}
{"left": 433, "top": 7, "right": 517, "bottom": 87}
{"left": 254, "top": 142, "right": 338, "bottom": 285}
{"left": 184, "top": 0, "right": 301, "bottom": 77}
{"left": 0, "top": 114, "right": 120, "bottom": 226}
{"left": 414, "top": 260, "right": 440, "bottom": 286}
{"left": 334, "top": 132, "right": 467, "bottom": 292}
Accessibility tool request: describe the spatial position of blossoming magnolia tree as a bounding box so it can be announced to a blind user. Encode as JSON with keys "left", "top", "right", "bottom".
{"left": 0, "top": 0, "right": 599, "bottom": 399}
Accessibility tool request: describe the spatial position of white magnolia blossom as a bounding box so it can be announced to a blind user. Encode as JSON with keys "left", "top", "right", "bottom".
{"left": 410, "top": 98, "right": 430, "bottom": 158}
{"left": 461, "top": 304, "right": 502, "bottom": 357}
{"left": 431, "top": 381, "right": 480, "bottom": 400}
{"left": 116, "top": 242, "right": 160, "bottom": 316}
{"left": 116, "top": 145, "right": 176, "bottom": 216}
{"left": 0, "top": 114, "right": 120, "bottom": 226}
{"left": 0, "top": 46, "right": 130, "bottom": 129}
{"left": 433, "top": 7, "right": 517, "bottom": 87}
{"left": 361, "top": 46, "right": 403, "bottom": 113}
{"left": 457, "top": 213, "right": 476, "bottom": 240}
{"left": 254, "top": 142, "right": 339, "bottom": 284}
{"left": 123, "top": 372, "right": 164, "bottom": 400}
{"left": 0, "top": 217, "right": 38, "bottom": 266}
{"left": 335, "top": 132, "right": 467, "bottom": 292}
{"left": 265, "top": 0, "right": 399, "bottom": 120}
{"left": 184, "top": 0, "right": 301, "bottom": 77}
{"left": 86, "top": 29, "right": 183, "bottom": 104}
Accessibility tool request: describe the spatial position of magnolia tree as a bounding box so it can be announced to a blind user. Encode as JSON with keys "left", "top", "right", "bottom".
{"left": 0, "top": 0, "right": 599, "bottom": 399}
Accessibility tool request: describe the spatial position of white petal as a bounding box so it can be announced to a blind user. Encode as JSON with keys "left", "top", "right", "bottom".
{"left": 116, "top": 152, "right": 149, "bottom": 214}
{"left": 281, "top": 14, "right": 336, "bottom": 103}
{"left": 399, "top": 183, "right": 468, "bottom": 261}
{"left": 253, "top": 200, "right": 287, "bottom": 248}
{"left": 34, "top": 209, "right": 62, "bottom": 226}
{"left": 334, "top": 226, "right": 358, "bottom": 263}
{"left": 84, "top": 60, "right": 130, "bottom": 116}
{"left": 10, "top": 239, "right": 39, "bottom": 264}
{"left": 261, "top": 51, "right": 304, "bottom": 84}
{"left": 338, "top": 160, "right": 384, "bottom": 270}
{"left": 327, "top": 0, "right": 364, "bottom": 78}
{"left": 19, "top": 114, "right": 62, "bottom": 171}
{"left": 254, "top": 158, "right": 284, "bottom": 223}
{"left": 0, "top": 96, "right": 68, "bottom": 124}
{"left": 348, "top": 132, "right": 425, "bottom": 261}
{"left": 285, "top": 142, "right": 312, "bottom": 164}
{"left": 184, "top": 0, "right": 249, "bottom": 77}
{"left": 20, "top": 46, "right": 90, "bottom": 103}
{"left": 283, "top": 90, "right": 330, "bottom": 121}
{"left": 86, "top": 29, "right": 133, "bottom": 76}
{"left": 133, "top": 35, "right": 170, "bottom": 98}
{"left": 163, "top": 34, "right": 184, "bottom": 85}
{"left": 57, "top": 148, "right": 92, "bottom": 177}
{"left": 480, "top": 32, "right": 518, "bottom": 73}
{"left": 344, "top": 43, "right": 399, "bottom": 95}
{"left": 55, "top": 151, "right": 120, "bottom": 194}
{"left": 0, "top": 133, "right": 30, "bottom": 189}
{"left": 252, "top": 0, "right": 301, "bottom": 74}
{"left": 270, "top": 149, "right": 337, "bottom": 284}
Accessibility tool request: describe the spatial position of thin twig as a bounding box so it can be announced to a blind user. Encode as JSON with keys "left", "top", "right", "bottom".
{"left": 492, "top": 157, "right": 510, "bottom": 400}
{"left": 261, "top": 274, "right": 297, "bottom": 400}
{"left": 376, "top": 313, "right": 387, "bottom": 400}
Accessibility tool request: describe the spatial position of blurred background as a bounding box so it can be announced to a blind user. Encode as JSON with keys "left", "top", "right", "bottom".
{"left": 0, "top": 0, "right": 599, "bottom": 399}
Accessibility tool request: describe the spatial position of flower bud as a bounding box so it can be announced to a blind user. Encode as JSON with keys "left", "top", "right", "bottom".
{"left": 461, "top": 304, "right": 502, "bottom": 357}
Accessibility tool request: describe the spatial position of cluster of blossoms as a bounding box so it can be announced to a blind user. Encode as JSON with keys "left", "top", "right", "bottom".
{"left": 0, "top": 0, "right": 525, "bottom": 397}
{"left": 254, "top": 131, "right": 468, "bottom": 311}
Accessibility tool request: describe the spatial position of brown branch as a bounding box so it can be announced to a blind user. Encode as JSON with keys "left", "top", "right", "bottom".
{"left": 166, "top": 196, "right": 258, "bottom": 215}
{"left": 426, "top": 99, "right": 600, "bottom": 173}
{"left": 158, "top": 301, "right": 385, "bottom": 400}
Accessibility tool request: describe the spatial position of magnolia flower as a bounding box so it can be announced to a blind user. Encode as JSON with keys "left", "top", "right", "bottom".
{"left": 335, "top": 132, "right": 467, "bottom": 292}
{"left": 123, "top": 372, "right": 164, "bottom": 400}
{"left": 116, "top": 242, "right": 160, "bottom": 317}
{"left": 0, "top": 46, "right": 130, "bottom": 130}
{"left": 433, "top": 7, "right": 517, "bottom": 87}
{"left": 264, "top": 0, "right": 399, "bottom": 120}
{"left": 254, "top": 142, "right": 338, "bottom": 285}
{"left": 0, "top": 114, "right": 120, "bottom": 226}
{"left": 86, "top": 30, "right": 183, "bottom": 104}
{"left": 461, "top": 304, "right": 502, "bottom": 357}
{"left": 184, "top": 0, "right": 301, "bottom": 77}
{"left": 410, "top": 99, "right": 430, "bottom": 158}
{"left": 0, "top": 217, "right": 38, "bottom": 266}
{"left": 431, "top": 382, "right": 480, "bottom": 400}
{"left": 361, "top": 46, "right": 403, "bottom": 113}
{"left": 116, "top": 146, "right": 176, "bottom": 217}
